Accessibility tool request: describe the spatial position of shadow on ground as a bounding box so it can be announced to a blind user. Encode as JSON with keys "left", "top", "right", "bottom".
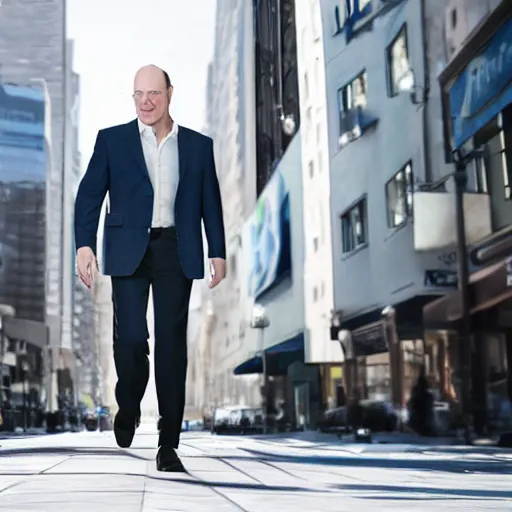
{"left": 335, "top": 483, "right": 512, "bottom": 501}
{"left": 235, "top": 448, "right": 512, "bottom": 475}
{"left": 0, "top": 446, "right": 152, "bottom": 460}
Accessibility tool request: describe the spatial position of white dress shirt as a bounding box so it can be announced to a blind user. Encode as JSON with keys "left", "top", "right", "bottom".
{"left": 138, "top": 118, "right": 180, "bottom": 228}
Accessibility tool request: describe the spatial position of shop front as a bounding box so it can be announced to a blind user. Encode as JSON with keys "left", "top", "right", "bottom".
{"left": 425, "top": 0, "right": 512, "bottom": 435}
{"left": 334, "top": 295, "right": 439, "bottom": 413}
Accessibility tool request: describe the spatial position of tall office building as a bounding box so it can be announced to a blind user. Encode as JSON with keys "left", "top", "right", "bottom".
{"left": 0, "top": 0, "right": 81, "bottom": 410}
{"left": 197, "top": 0, "right": 259, "bottom": 411}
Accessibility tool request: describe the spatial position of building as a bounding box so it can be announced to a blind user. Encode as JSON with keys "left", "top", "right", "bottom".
{"left": 0, "top": 0, "right": 78, "bottom": 411}
{"left": 198, "top": 0, "right": 334, "bottom": 429}
{"left": 297, "top": 0, "right": 473, "bottom": 410}
{"left": 198, "top": 0, "right": 259, "bottom": 413}
{"left": 295, "top": 0, "right": 344, "bottom": 410}
{"left": 421, "top": 0, "right": 512, "bottom": 434}
{"left": 0, "top": 83, "right": 48, "bottom": 429}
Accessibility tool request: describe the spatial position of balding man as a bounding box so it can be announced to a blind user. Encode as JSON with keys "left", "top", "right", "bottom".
{"left": 74, "top": 65, "right": 226, "bottom": 472}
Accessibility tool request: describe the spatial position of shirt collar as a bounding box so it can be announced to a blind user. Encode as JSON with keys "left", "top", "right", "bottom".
{"left": 137, "top": 118, "right": 179, "bottom": 138}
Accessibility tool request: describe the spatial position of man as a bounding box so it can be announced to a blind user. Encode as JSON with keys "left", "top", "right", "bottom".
{"left": 74, "top": 65, "right": 226, "bottom": 472}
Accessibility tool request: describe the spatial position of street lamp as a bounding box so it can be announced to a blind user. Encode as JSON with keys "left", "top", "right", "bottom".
{"left": 250, "top": 303, "right": 270, "bottom": 434}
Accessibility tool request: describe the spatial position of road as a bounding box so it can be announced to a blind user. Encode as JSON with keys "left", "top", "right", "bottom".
{"left": 1, "top": 423, "right": 512, "bottom": 511}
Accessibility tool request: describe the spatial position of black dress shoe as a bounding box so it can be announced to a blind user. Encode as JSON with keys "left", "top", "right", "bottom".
{"left": 114, "top": 411, "right": 138, "bottom": 448}
{"left": 156, "top": 445, "right": 186, "bottom": 473}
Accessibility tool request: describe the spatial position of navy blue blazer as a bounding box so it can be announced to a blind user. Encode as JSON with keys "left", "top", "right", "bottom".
{"left": 74, "top": 119, "right": 226, "bottom": 279}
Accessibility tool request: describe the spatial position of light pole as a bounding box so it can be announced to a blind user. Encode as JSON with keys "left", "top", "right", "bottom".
{"left": 250, "top": 303, "right": 270, "bottom": 434}
{"left": 453, "top": 148, "right": 480, "bottom": 444}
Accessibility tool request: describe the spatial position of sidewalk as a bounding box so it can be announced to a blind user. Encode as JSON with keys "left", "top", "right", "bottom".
{"left": 0, "top": 430, "right": 511, "bottom": 511}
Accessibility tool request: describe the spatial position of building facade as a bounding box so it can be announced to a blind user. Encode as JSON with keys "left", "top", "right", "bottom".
{"left": 198, "top": 0, "right": 259, "bottom": 413}
{"left": 0, "top": 0, "right": 79, "bottom": 413}
{"left": 421, "top": 0, "right": 512, "bottom": 435}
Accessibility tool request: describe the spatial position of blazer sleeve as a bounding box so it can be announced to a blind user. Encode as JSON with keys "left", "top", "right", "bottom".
{"left": 74, "top": 130, "right": 109, "bottom": 255}
{"left": 202, "top": 137, "right": 226, "bottom": 259}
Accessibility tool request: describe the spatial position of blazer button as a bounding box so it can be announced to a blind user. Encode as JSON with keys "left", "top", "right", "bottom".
{"left": 147, "top": 228, "right": 151, "bottom": 233}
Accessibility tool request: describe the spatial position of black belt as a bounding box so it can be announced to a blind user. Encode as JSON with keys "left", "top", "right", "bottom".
{"left": 150, "top": 227, "right": 175, "bottom": 239}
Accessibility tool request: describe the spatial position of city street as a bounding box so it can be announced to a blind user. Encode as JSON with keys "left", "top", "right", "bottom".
{"left": 1, "top": 424, "right": 512, "bottom": 511}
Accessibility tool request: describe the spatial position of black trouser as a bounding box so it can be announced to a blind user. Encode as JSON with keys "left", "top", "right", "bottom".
{"left": 111, "top": 227, "right": 192, "bottom": 448}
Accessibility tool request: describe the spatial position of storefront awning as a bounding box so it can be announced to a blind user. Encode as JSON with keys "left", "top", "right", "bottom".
{"left": 233, "top": 333, "right": 305, "bottom": 376}
{"left": 423, "top": 259, "right": 512, "bottom": 327}
{"left": 233, "top": 355, "right": 262, "bottom": 376}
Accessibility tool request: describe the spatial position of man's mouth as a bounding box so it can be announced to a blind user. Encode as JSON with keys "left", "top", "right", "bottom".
{"left": 141, "top": 108, "right": 154, "bottom": 113}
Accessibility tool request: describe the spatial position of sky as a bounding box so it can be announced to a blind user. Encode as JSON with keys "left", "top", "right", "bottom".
{"left": 67, "top": 0, "right": 217, "bottom": 170}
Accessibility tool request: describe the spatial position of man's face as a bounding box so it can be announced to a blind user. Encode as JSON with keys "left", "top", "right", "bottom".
{"left": 133, "top": 67, "right": 172, "bottom": 126}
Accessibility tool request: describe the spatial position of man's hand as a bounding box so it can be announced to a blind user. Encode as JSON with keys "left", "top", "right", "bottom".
{"left": 209, "top": 257, "right": 226, "bottom": 289}
{"left": 76, "top": 246, "right": 98, "bottom": 290}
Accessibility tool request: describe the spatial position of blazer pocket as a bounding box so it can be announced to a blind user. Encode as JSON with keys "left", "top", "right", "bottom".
{"left": 105, "top": 213, "right": 124, "bottom": 226}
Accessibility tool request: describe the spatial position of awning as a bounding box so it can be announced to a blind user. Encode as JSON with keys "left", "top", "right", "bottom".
{"left": 233, "top": 333, "right": 305, "bottom": 376}
{"left": 423, "top": 259, "right": 512, "bottom": 327}
{"left": 233, "top": 355, "right": 262, "bottom": 376}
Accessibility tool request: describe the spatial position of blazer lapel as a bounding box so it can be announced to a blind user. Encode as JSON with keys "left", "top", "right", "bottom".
{"left": 128, "top": 119, "right": 150, "bottom": 178}
{"left": 177, "top": 127, "right": 190, "bottom": 180}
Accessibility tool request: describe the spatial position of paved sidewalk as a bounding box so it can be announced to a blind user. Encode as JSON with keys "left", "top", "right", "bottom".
{"left": 0, "top": 425, "right": 511, "bottom": 511}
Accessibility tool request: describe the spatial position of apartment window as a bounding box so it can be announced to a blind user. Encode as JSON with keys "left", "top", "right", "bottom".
{"left": 341, "top": 198, "right": 367, "bottom": 253}
{"left": 308, "top": 160, "right": 314, "bottom": 178}
{"left": 337, "top": 71, "right": 368, "bottom": 124}
{"left": 386, "top": 161, "right": 413, "bottom": 228}
{"left": 387, "top": 25, "right": 410, "bottom": 96}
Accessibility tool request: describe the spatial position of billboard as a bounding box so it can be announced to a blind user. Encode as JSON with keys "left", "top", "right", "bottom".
{"left": 243, "top": 169, "right": 291, "bottom": 298}
{"left": 0, "top": 83, "right": 46, "bottom": 322}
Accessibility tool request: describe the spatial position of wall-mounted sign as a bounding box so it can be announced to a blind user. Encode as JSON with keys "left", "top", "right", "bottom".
{"left": 424, "top": 269, "right": 458, "bottom": 287}
{"left": 351, "top": 322, "right": 388, "bottom": 357}
{"left": 448, "top": 17, "right": 512, "bottom": 149}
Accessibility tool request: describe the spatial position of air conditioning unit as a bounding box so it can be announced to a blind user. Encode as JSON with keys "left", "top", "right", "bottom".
{"left": 338, "top": 107, "right": 362, "bottom": 148}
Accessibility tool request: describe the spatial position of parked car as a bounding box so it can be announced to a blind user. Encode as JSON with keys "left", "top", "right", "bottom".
{"left": 211, "top": 406, "right": 263, "bottom": 435}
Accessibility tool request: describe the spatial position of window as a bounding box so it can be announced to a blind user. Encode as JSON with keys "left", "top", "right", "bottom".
{"left": 386, "top": 162, "right": 413, "bottom": 228}
{"left": 387, "top": 25, "right": 410, "bottom": 96}
{"left": 341, "top": 198, "right": 367, "bottom": 253}
{"left": 337, "top": 71, "right": 368, "bottom": 123}
{"left": 308, "top": 160, "right": 314, "bottom": 178}
{"left": 499, "top": 127, "right": 511, "bottom": 200}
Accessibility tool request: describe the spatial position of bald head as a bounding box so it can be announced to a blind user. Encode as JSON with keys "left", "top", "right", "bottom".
{"left": 134, "top": 65, "right": 171, "bottom": 91}
{"left": 133, "top": 65, "right": 173, "bottom": 127}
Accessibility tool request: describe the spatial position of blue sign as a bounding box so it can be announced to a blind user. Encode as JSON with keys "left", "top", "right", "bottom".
{"left": 243, "top": 170, "right": 291, "bottom": 298}
{"left": 449, "top": 18, "right": 512, "bottom": 149}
